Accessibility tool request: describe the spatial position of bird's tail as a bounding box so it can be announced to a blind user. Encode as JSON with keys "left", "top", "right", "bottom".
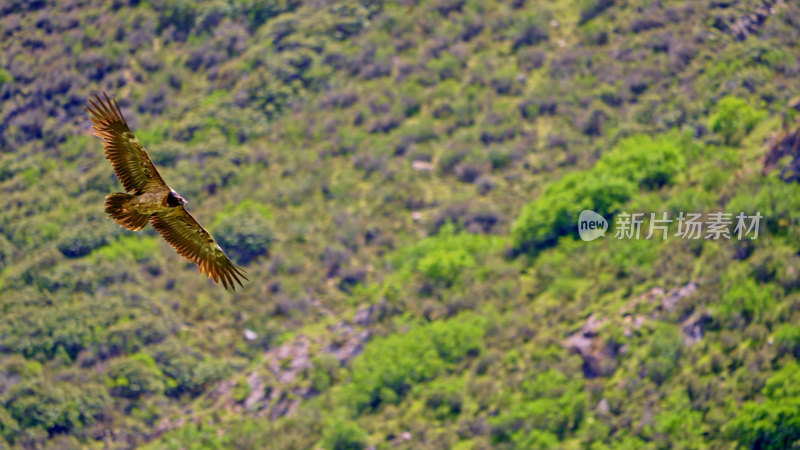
{"left": 105, "top": 193, "right": 150, "bottom": 231}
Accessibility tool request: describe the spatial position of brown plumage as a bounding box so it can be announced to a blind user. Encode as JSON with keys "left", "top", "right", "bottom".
{"left": 87, "top": 92, "right": 247, "bottom": 290}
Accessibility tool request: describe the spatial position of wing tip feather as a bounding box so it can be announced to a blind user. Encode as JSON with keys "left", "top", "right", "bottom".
{"left": 150, "top": 210, "right": 249, "bottom": 292}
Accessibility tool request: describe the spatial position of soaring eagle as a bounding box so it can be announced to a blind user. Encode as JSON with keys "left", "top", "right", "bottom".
{"left": 87, "top": 92, "right": 247, "bottom": 290}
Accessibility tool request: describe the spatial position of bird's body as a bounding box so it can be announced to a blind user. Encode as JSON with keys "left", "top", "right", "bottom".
{"left": 122, "top": 190, "right": 181, "bottom": 216}
{"left": 86, "top": 92, "right": 247, "bottom": 290}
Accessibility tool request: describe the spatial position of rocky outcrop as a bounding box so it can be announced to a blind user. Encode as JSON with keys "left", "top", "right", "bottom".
{"left": 564, "top": 282, "right": 700, "bottom": 378}
{"left": 729, "top": 0, "right": 782, "bottom": 41}
{"left": 620, "top": 282, "right": 698, "bottom": 317}
{"left": 681, "top": 311, "right": 712, "bottom": 346}
{"left": 239, "top": 310, "right": 373, "bottom": 419}
{"left": 710, "top": 0, "right": 783, "bottom": 41}
{"left": 564, "top": 314, "right": 620, "bottom": 378}
{"left": 154, "top": 302, "right": 378, "bottom": 437}
{"left": 763, "top": 127, "right": 800, "bottom": 182}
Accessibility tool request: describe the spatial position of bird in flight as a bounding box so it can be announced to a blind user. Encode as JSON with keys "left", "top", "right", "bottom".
{"left": 86, "top": 92, "right": 247, "bottom": 290}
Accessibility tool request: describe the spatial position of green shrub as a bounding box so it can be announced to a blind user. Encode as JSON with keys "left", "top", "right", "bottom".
{"left": 311, "top": 354, "right": 340, "bottom": 393}
{"left": 726, "top": 177, "right": 800, "bottom": 242}
{"left": 728, "top": 363, "right": 800, "bottom": 448}
{"left": 153, "top": 341, "right": 230, "bottom": 398}
{"left": 213, "top": 200, "right": 275, "bottom": 265}
{"left": 490, "top": 369, "right": 586, "bottom": 442}
{"left": 153, "top": 0, "right": 197, "bottom": 35}
{"left": 595, "top": 134, "right": 686, "bottom": 189}
{"left": 150, "top": 421, "right": 227, "bottom": 449}
{"left": 418, "top": 247, "right": 476, "bottom": 285}
{"left": 0, "top": 297, "right": 119, "bottom": 361}
{"left": 708, "top": 96, "right": 766, "bottom": 146}
{"left": 421, "top": 378, "right": 464, "bottom": 420}
{"left": 603, "top": 236, "right": 659, "bottom": 279}
{"left": 319, "top": 418, "right": 367, "bottom": 450}
{"left": 515, "top": 430, "right": 560, "bottom": 448}
{"left": 3, "top": 379, "right": 108, "bottom": 435}
{"left": 93, "top": 235, "right": 160, "bottom": 263}
{"left": 427, "top": 52, "right": 461, "bottom": 80}
{"left": 107, "top": 353, "right": 165, "bottom": 399}
{"left": 0, "top": 69, "right": 12, "bottom": 90}
{"left": 645, "top": 324, "right": 683, "bottom": 385}
{"left": 344, "top": 313, "right": 485, "bottom": 412}
{"left": 715, "top": 276, "right": 774, "bottom": 326}
{"left": 0, "top": 406, "right": 20, "bottom": 445}
{"left": 388, "top": 223, "right": 501, "bottom": 287}
{"left": 512, "top": 132, "right": 690, "bottom": 255}
{"left": 652, "top": 391, "right": 704, "bottom": 447}
{"left": 57, "top": 229, "right": 109, "bottom": 259}
{"left": 511, "top": 171, "right": 636, "bottom": 254}
{"left": 105, "top": 316, "right": 170, "bottom": 355}
{"left": 774, "top": 323, "right": 800, "bottom": 357}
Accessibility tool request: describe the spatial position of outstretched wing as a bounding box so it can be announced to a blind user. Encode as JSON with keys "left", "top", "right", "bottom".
{"left": 151, "top": 207, "right": 248, "bottom": 290}
{"left": 86, "top": 92, "right": 166, "bottom": 193}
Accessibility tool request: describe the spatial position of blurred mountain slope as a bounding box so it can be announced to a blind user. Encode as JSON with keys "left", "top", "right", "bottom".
{"left": 1, "top": 0, "right": 800, "bottom": 448}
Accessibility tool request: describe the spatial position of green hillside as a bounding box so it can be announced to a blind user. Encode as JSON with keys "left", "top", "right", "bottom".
{"left": 2, "top": 0, "right": 800, "bottom": 447}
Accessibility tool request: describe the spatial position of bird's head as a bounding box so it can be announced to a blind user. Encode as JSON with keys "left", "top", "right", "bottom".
{"left": 167, "top": 190, "right": 188, "bottom": 207}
